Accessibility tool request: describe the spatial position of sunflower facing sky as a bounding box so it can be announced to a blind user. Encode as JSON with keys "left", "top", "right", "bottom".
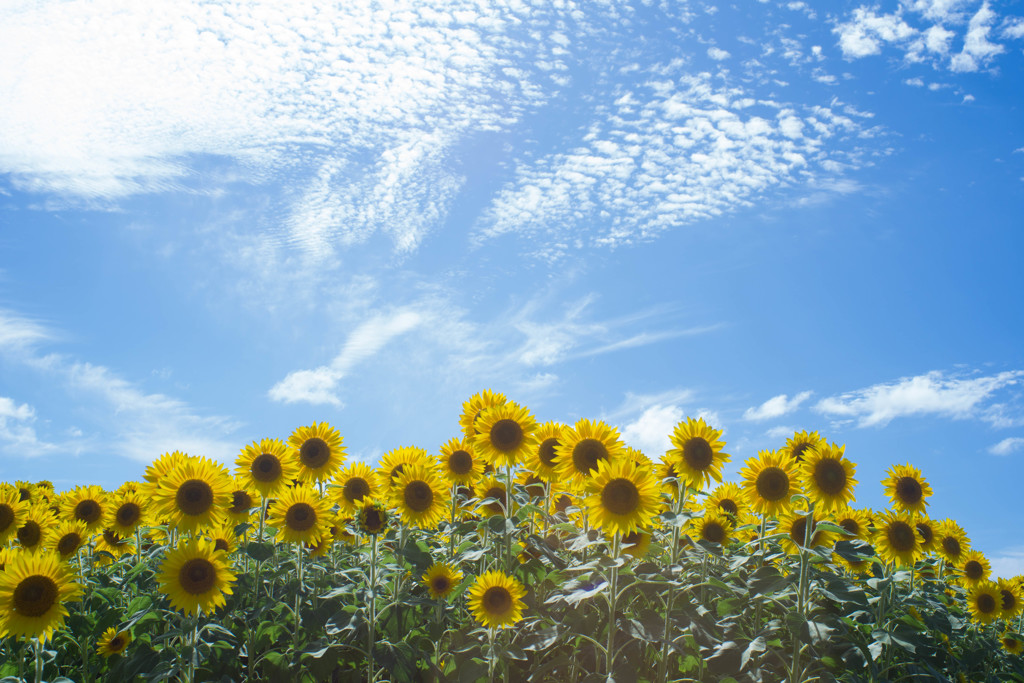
{"left": 156, "top": 537, "right": 236, "bottom": 616}
{"left": 740, "top": 450, "right": 800, "bottom": 519}
{"left": 0, "top": 550, "right": 82, "bottom": 643}
{"left": 555, "top": 418, "right": 626, "bottom": 489}
{"left": 236, "top": 438, "right": 297, "bottom": 498}
{"left": 471, "top": 401, "right": 539, "bottom": 468}
{"left": 666, "top": 417, "right": 730, "bottom": 490}
{"left": 467, "top": 571, "right": 526, "bottom": 629}
{"left": 882, "top": 463, "right": 932, "bottom": 516}
{"left": 800, "top": 442, "right": 857, "bottom": 511}
{"left": 584, "top": 459, "right": 660, "bottom": 536}
{"left": 288, "top": 422, "right": 347, "bottom": 484}
{"left": 390, "top": 464, "right": 450, "bottom": 529}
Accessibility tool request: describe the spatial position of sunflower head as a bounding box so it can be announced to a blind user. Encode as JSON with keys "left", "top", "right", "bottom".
{"left": 619, "top": 529, "right": 653, "bottom": 559}
{"left": 475, "top": 476, "right": 510, "bottom": 518}
{"left": 883, "top": 463, "right": 932, "bottom": 516}
{"left": 556, "top": 418, "right": 626, "bottom": 489}
{"left": 783, "top": 430, "right": 824, "bottom": 463}
{"left": 61, "top": 485, "right": 108, "bottom": 533}
{"left": 667, "top": 417, "right": 730, "bottom": 489}
{"left": 0, "top": 550, "right": 82, "bottom": 643}
{"left": 288, "top": 422, "right": 346, "bottom": 483}
{"left": 691, "top": 512, "right": 735, "bottom": 547}
{"left": 157, "top": 537, "right": 236, "bottom": 616}
{"left": 438, "top": 438, "right": 483, "bottom": 485}
{"left": 110, "top": 491, "right": 147, "bottom": 537}
{"left": 422, "top": 562, "right": 463, "bottom": 600}
{"left": 799, "top": 442, "right": 857, "bottom": 511}
{"left": 467, "top": 570, "right": 526, "bottom": 629}
{"left": 377, "top": 446, "right": 431, "bottom": 488}
{"left": 332, "top": 462, "right": 381, "bottom": 513}
{"left": 777, "top": 510, "right": 835, "bottom": 555}
{"left": 0, "top": 486, "right": 29, "bottom": 545}
{"left": 935, "top": 519, "right": 970, "bottom": 564}
{"left": 356, "top": 498, "right": 390, "bottom": 536}
{"left": 153, "top": 457, "right": 232, "bottom": 535}
{"left": 998, "top": 578, "right": 1022, "bottom": 619}
{"left": 831, "top": 506, "right": 872, "bottom": 541}
{"left": 236, "top": 438, "right": 297, "bottom": 497}
{"left": 51, "top": 521, "right": 89, "bottom": 560}
{"left": 705, "top": 482, "right": 746, "bottom": 520}
{"left": 913, "top": 517, "right": 937, "bottom": 554}
{"left": 967, "top": 581, "right": 1004, "bottom": 624}
{"left": 958, "top": 550, "right": 991, "bottom": 588}
{"left": 740, "top": 450, "right": 800, "bottom": 518}
{"left": 390, "top": 465, "right": 450, "bottom": 529}
{"left": 17, "top": 504, "right": 56, "bottom": 552}
{"left": 97, "top": 627, "right": 132, "bottom": 657}
{"left": 459, "top": 389, "right": 508, "bottom": 439}
{"left": 585, "top": 459, "right": 661, "bottom": 536}
{"left": 471, "top": 401, "right": 539, "bottom": 468}
{"left": 873, "top": 510, "right": 923, "bottom": 568}
{"left": 267, "top": 485, "right": 331, "bottom": 545}
{"left": 525, "top": 422, "right": 568, "bottom": 483}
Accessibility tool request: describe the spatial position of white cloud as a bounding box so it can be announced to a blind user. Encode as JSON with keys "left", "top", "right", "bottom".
{"left": 707, "top": 47, "right": 731, "bottom": 61}
{"left": 269, "top": 309, "right": 423, "bottom": 405}
{"left": 765, "top": 425, "right": 797, "bottom": 440}
{"left": 950, "top": 2, "right": 1005, "bottom": 72}
{"left": 620, "top": 404, "right": 684, "bottom": 457}
{"left": 835, "top": 8, "right": 917, "bottom": 59}
{"left": 989, "top": 437, "right": 1024, "bottom": 456}
{"left": 0, "top": 396, "right": 54, "bottom": 453}
{"left": 989, "top": 546, "right": 1024, "bottom": 580}
{"left": 1003, "top": 18, "right": 1024, "bottom": 40}
{"left": 814, "top": 369, "right": 1024, "bottom": 428}
{"left": 744, "top": 391, "right": 813, "bottom": 421}
{"left": 0, "top": 310, "right": 51, "bottom": 351}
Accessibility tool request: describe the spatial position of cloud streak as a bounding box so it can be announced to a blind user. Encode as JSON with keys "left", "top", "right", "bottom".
{"left": 744, "top": 391, "right": 813, "bottom": 421}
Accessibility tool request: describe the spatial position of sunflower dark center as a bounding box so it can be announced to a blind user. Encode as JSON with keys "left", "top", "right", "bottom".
{"left": 214, "top": 539, "right": 230, "bottom": 552}
{"left": 554, "top": 494, "right": 572, "bottom": 514}
{"left": 75, "top": 499, "right": 101, "bottom": 524}
{"left": 0, "top": 504, "right": 14, "bottom": 532}
{"left": 57, "top": 532, "right": 83, "bottom": 556}
{"left": 404, "top": 481, "right": 434, "bottom": 513}
{"left": 789, "top": 517, "right": 814, "bottom": 547}
{"left": 572, "top": 438, "right": 609, "bottom": 475}
{"left": 813, "top": 459, "right": 848, "bottom": 496}
{"left": 622, "top": 531, "right": 642, "bottom": 546}
{"left": 251, "top": 453, "right": 283, "bottom": 482}
{"left": 682, "top": 437, "right": 714, "bottom": 471}
{"left": 538, "top": 439, "right": 559, "bottom": 467}
{"left": 179, "top": 558, "right": 216, "bottom": 595}
{"left": 942, "top": 537, "right": 962, "bottom": 558}
{"left": 19, "top": 487, "right": 32, "bottom": 501}
{"left": 895, "top": 476, "right": 923, "bottom": 505}
{"left": 300, "top": 438, "right": 331, "bottom": 469}
{"left": 702, "top": 521, "right": 726, "bottom": 544}
{"left": 110, "top": 635, "right": 126, "bottom": 650}
{"left": 840, "top": 519, "right": 861, "bottom": 536}
{"left": 756, "top": 467, "right": 790, "bottom": 501}
{"left": 916, "top": 523, "right": 934, "bottom": 544}
{"left": 490, "top": 419, "right": 523, "bottom": 452}
{"left": 176, "top": 480, "right": 214, "bottom": 516}
{"left": 483, "top": 486, "right": 507, "bottom": 515}
{"left": 483, "top": 586, "right": 512, "bottom": 614}
{"left": 286, "top": 502, "right": 317, "bottom": 531}
{"left": 448, "top": 450, "right": 474, "bottom": 475}
{"left": 523, "top": 475, "right": 545, "bottom": 499}
{"left": 790, "top": 443, "right": 810, "bottom": 462}
{"left": 389, "top": 464, "right": 406, "bottom": 481}
{"left": 601, "top": 478, "right": 640, "bottom": 516}
{"left": 887, "top": 521, "right": 916, "bottom": 552}
{"left": 343, "top": 477, "right": 371, "bottom": 504}
{"left": 976, "top": 593, "right": 997, "bottom": 614}
{"left": 718, "top": 499, "right": 739, "bottom": 516}
{"left": 103, "top": 529, "right": 123, "bottom": 546}
{"left": 362, "top": 508, "right": 385, "bottom": 533}
{"left": 432, "top": 576, "right": 451, "bottom": 594}
{"left": 230, "top": 491, "right": 253, "bottom": 513}
{"left": 13, "top": 575, "right": 58, "bottom": 617}
{"left": 17, "top": 521, "right": 41, "bottom": 547}
{"left": 116, "top": 503, "right": 141, "bottom": 527}
{"left": 964, "top": 560, "right": 985, "bottom": 581}
{"left": 1002, "top": 589, "right": 1018, "bottom": 611}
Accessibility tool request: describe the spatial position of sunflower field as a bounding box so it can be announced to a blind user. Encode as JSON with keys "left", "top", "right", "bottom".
{"left": 1, "top": 389, "right": 1022, "bottom": 682}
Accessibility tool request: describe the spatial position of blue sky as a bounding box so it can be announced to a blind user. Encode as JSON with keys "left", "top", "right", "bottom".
{"left": 1, "top": 0, "right": 1023, "bottom": 575}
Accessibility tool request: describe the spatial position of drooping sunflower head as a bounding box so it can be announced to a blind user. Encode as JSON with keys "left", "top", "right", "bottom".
{"left": 585, "top": 459, "right": 661, "bottom": 536}
{"left": 967, "top": 581, "right": 1004, "bottom": 625}
{"left": 355, "top": 498, "right": 390, "bottom": 536}
{"left": 783, "top": 430, "right": 824, "bottom": 464}
{"left": 667, "top": 417, "right": 730, "bottom": 489}
{"left": 471, "top": 401, "right": 539, "bottom": 468}
{"left": 390, "top": 465, "right": 450, "bottom": 530}
{"left": 0, "top": 485, "right": 29, "bottom": 545}
{"left": 525, "top": 422, "right": 567, "bottom": 483}
{"left": 437, "top": 437, "right": 484, "bottom": 485}
{"left": 236, "top": 438, "right": 297, "bottom": 497}
{"left": 958, "top": 550, "right": 991, "bottom": 588}
{"left": 97, "top": 627, "right": 132, "bottom": 658}
{"left": 691, "top": 512, "right": 735, "bottom": 547}
{"left": 459, "top": 389, "right": 508, "bottom": 439}
{"left": 331, "top": 462, "right": 381, "bottom": 513}
{"left": 268, "top": 485, "right": 331, "bottom": 545}
{"left": 288, "top": 422, "right": 346, "bottom": 483}
{"left": 799, "top": 442, "right": 857, "bottom": 511}
{"left": 156, "top": 537, "right": 236, "bottom": 616}
{"left": 935, "top": 519, "right": 970, "bottom": 564}
{"left": 740, "top": 450, "right": 800, "bottom": 518}
{"left": 153, "top": 457, "right": 232, "bottom": 535}
{"left": 377, "top": 446, "right": 431, "bottom": 488}
{"left": 475, "top": 476, "right": 510, "bottom": 518}
{"left": 422, "top": 562, "right": 463, "bottom": 600}
{"left": 998, "top": 578, "right": 1022, "bottom": 620}
{"left": 555, "top": 418, "right": 626, "bottom": 489}
{"left": 704, "top": 482, "right": 746, "bottom": 521}
{"left": 0, "top": 550, "right": 82, "bottom": 643}
{"left": 777, "top": 510, "right": 835, "bottom": 556}
{"left": 882, "top": 463, "right": 932, "bottom": 516}
{"left": 873, "top": 510, "right": 923, "bottom": 568}
{"left": 109, "top": 491, "right": 147, "bottom": 537}
{"left": 467, "top": 570, "right": 527, "bottom": 629}
{"left": 60, "top": 485, "right": 108, "bottom": 533}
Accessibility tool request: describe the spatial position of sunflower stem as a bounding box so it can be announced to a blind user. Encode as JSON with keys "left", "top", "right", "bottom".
{"left": 487, "top": 626, "right": 497, "bottom": 683}
{"left": 505, "top": 463, "right": 514, "bottom": 572}
{"left": 293, "top": 543, "right": 304, "bottom": 649}
{"left": 791, "top": 502, "right": 815, "bottom": 683}
{"left": 367, "top": 534, "right": 378, "bottom": 683}
{"left": 605, "top": 532, "right": 621, "bottom": 677}
{"left": 656, "top": 485, "right": 687, "bottom": 683}
{"left": 33, "top": 637, "right": 42, "bottom": 683}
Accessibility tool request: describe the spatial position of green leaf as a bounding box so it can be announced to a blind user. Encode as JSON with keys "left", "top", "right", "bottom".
{"left": 245, "top": 541, "right": 275, "bottom": 562}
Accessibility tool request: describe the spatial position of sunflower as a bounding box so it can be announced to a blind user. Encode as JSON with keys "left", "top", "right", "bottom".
{"left": 109, "top": 491, "right": 147, "bottom": 537}
{"left": 935, "top": 519, "right": 970, "bottom": 565}
{"left": 831, "top": 506, "right": 873, "bottom": 541}
{"left": 267, "top": 486, "right": 331, "bottom": 545}
{"left": 467, "top": 571, "right": 526, "bottom": 629}
{"left": 422, "top": 562, "right": 463, "bottom": 600}
{"left": 626, "top": 447, "right": 654, "bottom": 472}
{"left": 332, "top": 462, "right": 381, "bottom": 513}
{"left": 390, "top": 465, "right": 450, "bottom": 529}
{"left": 556, "top": 419, "right": 627, "bottom": 489}
{"left": 471, "top": 401, "right": 538, "bottom": 468}
{"left": 516, "top": 471, "right": 547, "bottom": 501}
{"left": 97, "top": 627, "right": 131, "bottom": 657}
{"left": 60, "top": 485, "right": 108, "bottom": 533}
{"left": 1000, "top": 632, "right": 1024, "bottom": 656}
{"left": 0, "top": 485, "right": 28, "bottom": 545}
{"left": 224, "top": 479, "right": 258, "bottom": 526}
{"left": 999, "top": 578, "right": 1022, "bottom": 619}
{"left": 619, "top": 529, "right": 653, "bottom": 559}
{"left": 157, "top": 537, "right": 236, "bottom": 615}
{"left": 288, "top": 422, "right": 346, "bottom": 483}
{"left": 738, "top": 450, "right": 798, "bottom": 518}
{"left": 143, "top": 451, "right": 189, "bottom": 488}
{"left": 656, "top": 457, "right": 684, "bottom": 503}
{"left": 51, "top": 521, "right": 89, "bottom": 560}
{"left": 777, "top": 510, "right": 835, "bottom": 555}
{"left": 913, "top": 517, "right": 938, "bottom": 555}
{"left": 305, "top": 533, "right": 335, "bottom": 558}
{"left": 585, "top": 459, "right": 661, "bottom": 536}
{"left": 958, "top": 550, "right": 991, "bottom": 588}
{"left": 882, "top": 463, "right": 932, "bottom": 516}
{"left": 783, "top": 430, "right": 824, "bottom": 463}
{"left": 873, "top": 510, "right": 923, "bottom": 568}
{"left": 690, "top": 513, "right": 735, "bottom": 546}
{"left": 460, "top": 389, "right": 508, "bottom": 439}
{"left": 474, "top": 476, "right": 510, "bottom": 518}
{"left": 705, "top": 482, "right": 746, "bottom": 520}
{"left": 438, "top": 438, "right": 484, "bottom": 485}
{"left": 548, "top": 490, "right": 581, "bottom": 523}
{"left": 236, "top": 438, "right": 297, "bottom": 497}
{"left": 153, "top": 457, "right": 232, "bottom": 535}
{"left": 205, "top": 524, "right": 239, "bottom": 555}
{"left": 0, "top": 550, "right": 82, "bottom": 643}
{"left": 800, "top": 442, "right": 857, "bottom": 511}
{"left": 666, "top": 417, "right": 730, "bottom": 490}
{"left": 355, "top": 498, "right": 390, "bottom": 536}
{"left": 94, "top": 529, "right": 136, "bottom": 565}
{"left": 377, "top": 446, "right": 431, "bottom": 488}
{"left": 17, "top": 504, "right": 56, "bottom": 553}
{"left": 524, "top": 422, "right": 567, "bottom": 483}
{"left": 967, "top": 581, "right": 1004, "bottom": 625}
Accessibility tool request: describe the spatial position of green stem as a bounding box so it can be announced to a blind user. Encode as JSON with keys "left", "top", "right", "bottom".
{"left": 34, "top": 638, "right": 42, "bottom": 683}
{"left": 505, "top": 463, "right": 514, "bottom": 572}
{"left": 487, "top": 627, "right": 497, "bottom": 683}
{"left": 657, "top": 485, "right": 688, "bottom": 682}
{"left": 294, "top": 543, "right": 304, "bottom": 647}
{"left": 367, "top": 535, "right": 378, "bottom": 683}
{"left": 792, "top": 502, "right": 815, "bottom": 683}
{"left": 606, "top": 533, "right": 620, "bottom": 676}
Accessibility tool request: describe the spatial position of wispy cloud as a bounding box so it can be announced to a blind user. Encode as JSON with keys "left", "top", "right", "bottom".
{"left": 989, "top": 437, "right": 1024, "bottom": 456}
{"left": 0, "top": 396, "right": 56, "bottom": 454}
{"left": 0, "top": 309, "right": 52, "bottom": 351}
{"left": 814, "top": 369, "right": 1024, "bottom": 428}
{"left": 989, "top": 545, "right": 1024, "bottom": 580}
{"left": 744, "top": 391, "right": 813, "bottom": 421}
